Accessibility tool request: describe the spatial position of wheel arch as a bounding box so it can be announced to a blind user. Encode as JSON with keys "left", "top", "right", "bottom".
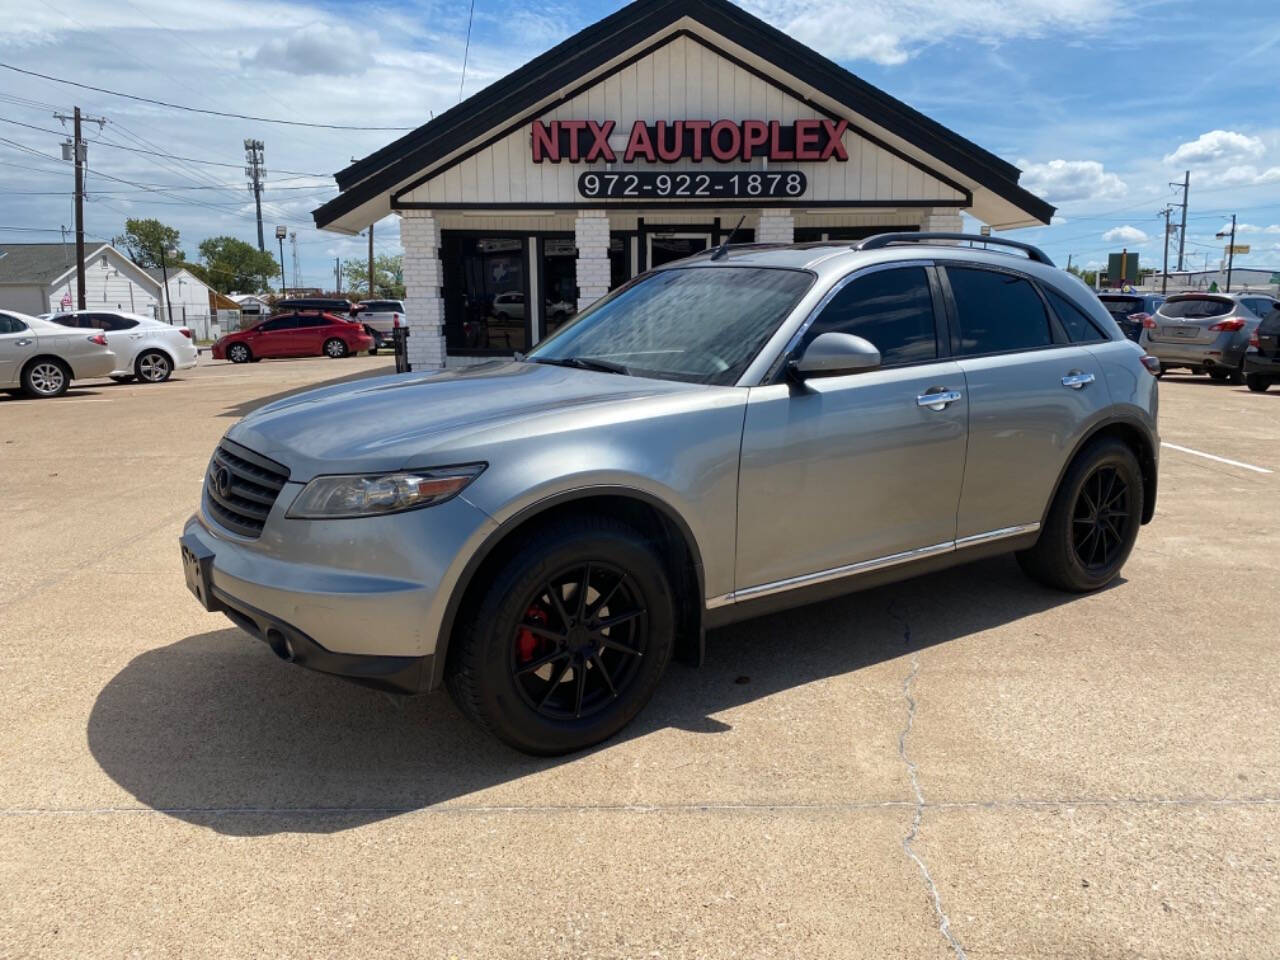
{"left": 20, "top": 353, "right": 72, "bottom": 385}
{"left": 135, "top": 344, "right": 175, "bottom": 375}
{"left": 431, "top": 487, "right": 707, "bottom": 692}
{"left": 1043, "top": 415, "right": 1159, "bottom": 527}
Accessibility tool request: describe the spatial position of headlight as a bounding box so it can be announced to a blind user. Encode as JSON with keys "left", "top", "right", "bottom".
{"left": 286, "top": 464, "right": 485, "bottom": 519}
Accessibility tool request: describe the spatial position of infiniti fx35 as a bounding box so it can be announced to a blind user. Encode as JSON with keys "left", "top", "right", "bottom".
{"left": 181, "top": 234, "right": 1160, "bottom": 754}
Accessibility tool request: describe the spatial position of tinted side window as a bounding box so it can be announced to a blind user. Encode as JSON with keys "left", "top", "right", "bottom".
{"left": 1244, "top": 297, "right": 1274, "bottom": 317}
{"left": 52, "top": 314, "right": 88, "bottom": 328}
{"left": 260, "top": 316, "right": 298, "bottom": 332}
{"left": 1045, "top": 289, "right": 1106, "bottom": 343}
{"left": 101, "top": 315, "right": 138, "bottom": 331}
{"left": 0, "top": 314, "right": 29, "bottom": 333}
{"left": 296, "top": 314, "right": 329, "bottom": 328}
{"left": 946, "top": 267, "right": 1052, "bottom": 355}
{"left": 803, "top": 266, "right": 938, "bottom": 366}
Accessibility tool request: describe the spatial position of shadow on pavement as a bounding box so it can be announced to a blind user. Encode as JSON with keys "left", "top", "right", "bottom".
{"left": 218, "top": 358, "right": 399, "bottom": 420}
{"left": 88, "top": 555, "right": 1104, "bottom": 835}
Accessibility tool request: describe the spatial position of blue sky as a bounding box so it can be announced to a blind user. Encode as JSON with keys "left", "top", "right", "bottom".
{"left": 2, "top": 0, "right": 1280, "bottom": 287}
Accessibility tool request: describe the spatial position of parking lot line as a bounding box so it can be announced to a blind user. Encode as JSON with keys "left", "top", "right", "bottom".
{"left": 1161, "top": 441, "right": 1272, "bottom": 475}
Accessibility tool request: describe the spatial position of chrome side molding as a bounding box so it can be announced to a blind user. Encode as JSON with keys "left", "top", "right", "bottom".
{"left": 707, "top": 522, "right": 1040, "bottom": 609}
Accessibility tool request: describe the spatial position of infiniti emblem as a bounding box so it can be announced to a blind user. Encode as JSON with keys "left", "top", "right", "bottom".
{"left": 211, "top": 466, "right": 232, "bottom": 498}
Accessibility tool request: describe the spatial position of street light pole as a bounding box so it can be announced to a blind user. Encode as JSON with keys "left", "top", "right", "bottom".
{"left": 274, "top": 225, "right": 287, "bottom": 296}
{"left": 1217, "top": 215, "right": 1237, "bottom": 293}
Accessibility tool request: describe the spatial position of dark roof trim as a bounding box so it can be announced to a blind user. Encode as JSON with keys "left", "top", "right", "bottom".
{"left": 314, "top": 0, "right": 1052, "bottom": 229}
{"left": 388, "top": 30, "right": 972, "bottom": 209}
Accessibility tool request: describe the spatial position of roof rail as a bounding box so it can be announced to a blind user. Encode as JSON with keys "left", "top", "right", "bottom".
{"left": 854, "top": 232, "right": 1055, "bottom": 266}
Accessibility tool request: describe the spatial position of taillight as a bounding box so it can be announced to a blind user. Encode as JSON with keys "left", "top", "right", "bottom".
{"left": 392, "top": 313, "right": 400, "bottom": 328}
{"left": 1208, "top": 318, "right": 1245, "bottom": 332}
{"left": 1250, "top": 331, "right": 1260, "bottom": 348}
{"left": 87, "top": 334, "right": 107, "bottom": 346}
{"left": 179, "top": 328, "right": 193, "bottom": 339}
{"left": 1140, "top": 355, "right": 1161, "bottom": 375}
{"left": 1139, "top": 314, "right": 1158, "bottom": 329}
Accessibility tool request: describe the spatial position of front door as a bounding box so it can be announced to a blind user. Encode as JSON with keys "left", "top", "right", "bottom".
{"left": 735, "top": 263, "right": 969, "bottom": 593}
{"left": 252, "top": 315, "right": 299, "bottom": 357}
{"left": 647, "top": 232, "right": 711, "bottom": 268}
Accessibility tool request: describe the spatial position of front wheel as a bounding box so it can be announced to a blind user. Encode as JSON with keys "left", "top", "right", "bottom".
{"left": 323, "top": 337, "right": 348, "bottom": 359}
{"left": 447, "top": 516, "right": 675, "bottom": 755}
{"left": 1247, "top": 374, "right": 1271, "bottom": 393}
{"left": 1017, "top": 437, "right": 1143, "bottom": 593}
{"left": 227, "top": 343, "right": 251, "bottom": 364}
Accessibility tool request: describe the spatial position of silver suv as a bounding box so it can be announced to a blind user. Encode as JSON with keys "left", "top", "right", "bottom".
{"left": 180, "top": 234, "right": 1160, "bottom": 754}
{"left": 1140, "top": 291, "right": 1278, "bottom": 383}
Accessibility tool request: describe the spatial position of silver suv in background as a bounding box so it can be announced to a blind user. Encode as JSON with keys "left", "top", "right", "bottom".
{"left": 357, "top": 299, "right": 406, "bottom": 353}
{"left": 181, "top": 234, "right": 1160, "bottom": 755}
{"left": 1140, "top": 292, "right": 1278, "bottom": 383}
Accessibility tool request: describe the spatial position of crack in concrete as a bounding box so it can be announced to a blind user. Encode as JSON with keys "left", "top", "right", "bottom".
{"left": 895, "top": 614, "right": 968, "bottom": 960}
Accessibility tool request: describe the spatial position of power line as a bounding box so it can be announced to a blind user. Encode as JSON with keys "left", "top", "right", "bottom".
{"left": 459, "top": 0, "right": 476, "bottom": 102}
{"left": 0, "top": 62, "right": 415, "bottom": 131}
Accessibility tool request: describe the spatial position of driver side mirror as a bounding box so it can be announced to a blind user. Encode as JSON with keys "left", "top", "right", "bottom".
{"left": 787, "top": 332, "right": 881, "bottom": 383}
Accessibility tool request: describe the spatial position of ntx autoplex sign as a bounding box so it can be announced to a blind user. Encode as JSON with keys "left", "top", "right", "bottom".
{"left": 530, "top": 118, "right": 850, "bottom": 163}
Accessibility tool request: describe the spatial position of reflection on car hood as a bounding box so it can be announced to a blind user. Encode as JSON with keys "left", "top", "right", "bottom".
{"left": 226, "top": 360, "right": 705, "bottom": 479}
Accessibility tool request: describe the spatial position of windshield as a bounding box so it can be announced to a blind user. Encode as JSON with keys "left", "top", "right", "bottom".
{"left": 526, "top": 266, "right": 813, "bottom": 385}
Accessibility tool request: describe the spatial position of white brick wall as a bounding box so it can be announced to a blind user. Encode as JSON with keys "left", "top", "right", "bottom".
{"left": 575, "top": 211, "right": 610, "bottom": 312}
{"left": 920, "top": 208, "right": 964, "bottom": 235}
{"left": 756, "top": 209, "right": 795, "bottom": 244}
{"left": 400, "top": 210, "right": 446, "bottom": 370}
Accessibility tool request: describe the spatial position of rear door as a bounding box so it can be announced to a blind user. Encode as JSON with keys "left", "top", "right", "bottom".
{"left": 97, "top": 314, "right": 142, "bottom": 370}
{"left": 1150, "top": 295, "right": 1234, "bottom": 345}
{"left": 292, "top": 314, "right": 331, "bottom": 355}
{"left": 0, "top": 313, "right": 39, "bottom": 385}
{"left": 940, "top": 264, "right": 1111, "bottom": 540}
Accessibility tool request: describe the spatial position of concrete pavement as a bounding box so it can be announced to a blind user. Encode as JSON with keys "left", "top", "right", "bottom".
{"left": 1, "top": 359, "right": 1276, "bottom": 958}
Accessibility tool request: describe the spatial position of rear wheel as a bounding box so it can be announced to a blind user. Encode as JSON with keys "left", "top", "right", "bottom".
{"left": 323, "top": 337, "right": 348, "bottom": 359}
{"left": 227, "top": 343, "right": 251, "bottom": 364}
{"left": 135, "top": 350, "right": 172, "bottom": 383}
{"left": 1017, "top": 437, "right": 1143, "bottom": 593}
{"left": 1208, "top": 368, "right": 1229, "bottom": 382}
{"left": 1246, "top": 374, "right": 1271, "bottom": 393}
{"left": 447, "top": 516, "right": 675, "bottom": 755}
{"left": 1229, "top": 363, "right": 1246, "bottom": 385}
{"left": 21, "top": 358, "right": 70, "bottom": 398}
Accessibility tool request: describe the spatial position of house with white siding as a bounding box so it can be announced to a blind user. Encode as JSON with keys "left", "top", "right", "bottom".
{"left": 145, "top": 265, "right": 221, "bottom": 339}
{"left": 0, "top": 242, "right": 163, "bottom": 317}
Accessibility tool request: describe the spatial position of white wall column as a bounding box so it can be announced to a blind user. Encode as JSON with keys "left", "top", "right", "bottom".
{"left": 921, "top": 207, "right": 964, "bottom": 234}
{"left": 755, "top": 209, "right": 795, "bottom": 244}
{"left": 575, "top": 211, "right": 610, "bottom": 312}
{"left": 399, "top": 209, "right": 445, "bottom": 370}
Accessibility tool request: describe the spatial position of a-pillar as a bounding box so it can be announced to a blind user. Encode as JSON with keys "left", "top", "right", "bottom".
{"left": 755, "top": 209, "right": 795, "bottom": 244}
{"left": 575, "top": 211, "right": 610, "bottom": 312}
{"left": 399, "top": 209, "right": 445, "bottom": 369}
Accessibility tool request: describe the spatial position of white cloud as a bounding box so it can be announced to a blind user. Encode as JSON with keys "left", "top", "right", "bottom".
{"left": 741, "top": 0, "right": 1121, "bottom": 65}
{"left": 247, "top": 23, "right": 372, "bottom": 76}
{"left": 1220, "top": 223, "right": 1280, "bottom": 235}
{"left": 1164, "top": 129, "right": 1265, "bottom": 166}
{"left": 1200, "top": 164, "right": 1280, "bottom": 187}
{"left": 1019, "top": 159, "right": 1127, "bottom": 204}
{"left": 1102, "top": 225, "right": 1149, "bottom": 244}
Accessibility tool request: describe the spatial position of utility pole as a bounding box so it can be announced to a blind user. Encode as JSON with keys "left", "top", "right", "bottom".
{"left": 367, "top": 224, "right": 375, "bottom": 300}
{"left": 289, "top": 232, "right": 299, "bottom": 291}
{"left": 54, "top": 107, "right": 105, "bottom": 310}
{"left": 1171, "top": 170, "right": 1190, "bottom": 271}
{"left": 1066, "top": 253, "right": 1073, "bottom": 273}
{"left": 244, "top": 139, "right": 265, "bottom": 251}
{"left": 274, "top": 225, "right": 287, "bottom": 295}
{"left": 334, "top": 257, "right": 340, "bottom": 294}
{"left": 1160, "top": 205, "right": 1173, "bottom": 295}
{"left": 1225, "top": 215, "right": 1236, "bottom": 293}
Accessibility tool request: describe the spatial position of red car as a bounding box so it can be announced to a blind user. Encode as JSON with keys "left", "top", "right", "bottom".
{"left": 212, "top": 312, "right": 373, "bottom": 363}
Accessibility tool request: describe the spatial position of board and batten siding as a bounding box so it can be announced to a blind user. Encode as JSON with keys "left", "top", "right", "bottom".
{"left": 399, "top": 34, "right": 965, "bottom": 209}
{"left": 47, "top": 253, "right": 160, "bottom": 316}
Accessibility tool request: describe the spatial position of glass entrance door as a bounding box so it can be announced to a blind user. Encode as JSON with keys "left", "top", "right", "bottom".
{"left": 647, "top": 232, "right": 712, "bottom": 268}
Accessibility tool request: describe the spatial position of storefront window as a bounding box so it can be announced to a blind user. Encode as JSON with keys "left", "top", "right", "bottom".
{"left": 443, "top": 235, "right": 528, "bottom": 353}
{"left": 542, "top": 237, "right": 578, "bottom": 337}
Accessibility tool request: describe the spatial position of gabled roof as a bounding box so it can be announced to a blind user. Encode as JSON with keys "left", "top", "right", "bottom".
{"left": 143, "top": 265, "right": 210, "bottom": 287}
{"left": 314, "top": 0, "right": 1053, "bottom": 230}
{"left": 0, "top": 242, "right": 88, "bottom": 285}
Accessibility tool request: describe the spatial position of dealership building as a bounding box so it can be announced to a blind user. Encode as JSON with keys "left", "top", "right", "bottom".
{"left": 314, "top": 0, "right": 1054, "bottom": 369}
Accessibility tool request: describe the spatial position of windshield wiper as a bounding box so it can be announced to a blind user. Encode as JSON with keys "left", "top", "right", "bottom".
{"left": 530, "top": 356, "right": 632, "bottom": 376}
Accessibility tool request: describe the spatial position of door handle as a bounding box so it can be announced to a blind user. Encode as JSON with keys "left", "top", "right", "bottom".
{"left": 14, "top": 338, "right": 33, "bottom": 346}
{"left": 1062, "top": 371, "right": 1095, "bottom": 389}
{"left": 916, "top": 389, "right": 962, "bottom": 411}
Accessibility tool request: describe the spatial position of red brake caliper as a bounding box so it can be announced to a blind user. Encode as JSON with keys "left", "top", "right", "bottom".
{"left": 517, "top": 605, "right": 549, "bottom": 663}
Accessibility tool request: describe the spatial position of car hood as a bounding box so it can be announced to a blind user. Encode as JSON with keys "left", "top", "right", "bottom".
{"left": 225, "top": 360, "right": 708, "bottom": 480}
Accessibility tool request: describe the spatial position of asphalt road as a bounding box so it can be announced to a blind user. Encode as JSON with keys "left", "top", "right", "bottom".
{"left": 2, "top": 357, "right": 1277, "bottom": 958}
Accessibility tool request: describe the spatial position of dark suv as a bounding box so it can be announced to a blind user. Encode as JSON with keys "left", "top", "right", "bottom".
{"left": 1243, "top": 303, "right": 1280, "bottom": 391}
{"left": 1097, "top": 292, "right": 1165, "bottom": 342}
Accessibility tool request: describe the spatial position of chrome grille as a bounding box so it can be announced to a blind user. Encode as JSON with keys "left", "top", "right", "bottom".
{"left": 204, "top": 440, "right": 289, "bottom": 538}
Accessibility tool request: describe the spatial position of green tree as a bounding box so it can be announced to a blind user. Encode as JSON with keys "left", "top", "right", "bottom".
{"left": 341, "top": 253, "right": 405, "bottom": 299}
{"left": 113, "top": 218, "right": 182, "bottom": 268}
{"left": 198, "top": 236, "right": 281, "bottom": 294}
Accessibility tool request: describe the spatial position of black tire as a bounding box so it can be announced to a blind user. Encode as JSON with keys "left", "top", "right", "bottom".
{"left": 1016, "top": 437, "right": 1143, "bottom": 593}
{"left": 1246, "top": 374, "right": 1271, "bottom": 393}
{"left": 323, "top": 337, "right": 348, "bottom": 359}
{"left": 135, "top": 350, "right": 172, "bottom": 383}
{"left": 447, "top": 516, "right": 675, "bottom": 755}
{"left": 20, "top": 358, "right": 70, "bottom": 398}
{"left": 1229, "top": 364, "right": 1246, "bottom": 385}
{"left": 1207, "top": 368, "right": 1228, "bottom": 382}
{"left": 364, "top": 327, "right": 381, "bottom": 355}
{"left": 109, "top": 375, "right": 135, "bottom": 384}
{"left": 227, "top": 342, "right": 252, "bottom": 364}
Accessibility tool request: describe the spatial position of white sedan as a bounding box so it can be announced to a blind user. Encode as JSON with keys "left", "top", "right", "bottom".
{"left": 48, "top": 310, "right": 198, "bottom": 383}
{"left": 0, "top": 310, "right": 118, "bottom": 398}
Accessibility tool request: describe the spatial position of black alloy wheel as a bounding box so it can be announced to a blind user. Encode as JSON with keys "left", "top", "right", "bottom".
{"left": 1070, "top": 466, "right": 1131, "bottom": 573}
{"left": 510, "top": 561, "right": 647, "bottom": 721}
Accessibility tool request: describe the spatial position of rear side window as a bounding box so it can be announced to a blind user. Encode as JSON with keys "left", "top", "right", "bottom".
{"left": 1045, "top": 289, "right": 1106, "bottom": 343}
{"left": 1099, "top": 296, "right": 1142, "bottom": 319}
{"left": 296, "top": 314, "right": 330, "bottom": 328}
{"left": 803, "top": 266, "right": 938, "bottom": 366}
{"left": 260, "top": 315, "right": 298, "bottom": 332}
{"left": 946, "top": 267, "right": 1052, "bottom": 355}
{"left": 1159, "top": 298, "right": 1231, "bottom": 319}
{"left": 1243, "top": 297, "right": 1275, "bottom": 318}
{"left": 51, "top": 314, "right": 89, "bottom": 328}
{"left": 100, "top": 315, "right": 138, "bottom": 331}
